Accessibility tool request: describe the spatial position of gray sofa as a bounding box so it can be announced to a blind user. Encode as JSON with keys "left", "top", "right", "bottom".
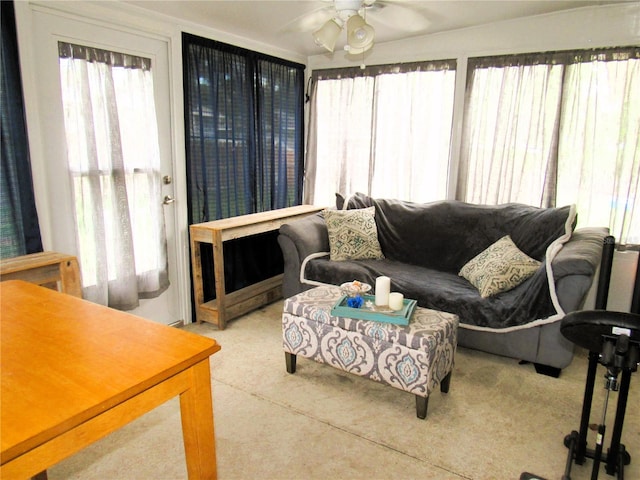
{"left": 278, "top": 193, "right": 608, "bottom": 376}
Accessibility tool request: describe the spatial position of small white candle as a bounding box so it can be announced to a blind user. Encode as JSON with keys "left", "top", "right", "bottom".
{"left": 375, "top": 276, "right": 390, "bottom": 306}
{"left": 389, "top": 292, "right": 404, "bottom": 311}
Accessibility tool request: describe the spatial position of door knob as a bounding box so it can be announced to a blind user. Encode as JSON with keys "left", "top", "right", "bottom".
{"left": 163, "top": 195, "right": 175, "bottom": 205}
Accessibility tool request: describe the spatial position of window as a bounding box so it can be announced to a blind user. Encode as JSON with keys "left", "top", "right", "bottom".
{"left": 182, "top": 33, "right": 305, "bottom": 301}
{"left": 457, "top": 56, "right": 564, "bottom": 206}
{"left": 556, "top": 52, "right": 639, "bottom": 246}
{"left": 460, "top": 47, "right": 639, "bottom": 246}
{"left": 306, "top": 60, "right": 456, "bottom": 207}
{"left": 182, "top": 33, "right": 305, "bottom": 223}
{"left": 58, "top": 42, "right": 169, "bottom": 309}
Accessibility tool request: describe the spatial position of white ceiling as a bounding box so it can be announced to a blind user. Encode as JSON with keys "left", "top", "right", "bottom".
{"left": 125, "top": 0, "right": 629, "bottom": 57}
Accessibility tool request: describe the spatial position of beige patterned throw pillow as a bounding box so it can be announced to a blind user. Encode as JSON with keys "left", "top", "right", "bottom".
{"left": 459, "top": 235, "right": 541, "bottom": 298}
{"left": 324, "top": 207, "right": 384, "bottom": 261}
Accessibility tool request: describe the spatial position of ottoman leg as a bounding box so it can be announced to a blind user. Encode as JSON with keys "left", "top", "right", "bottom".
{"left": 416, "top": 395, "right": 429, "bottom": 419}
{"left": 440, "top": 370, "right": 452, "bottom": 393}
{"left": 285, "top": 352, "right": 297, "bottom": 374}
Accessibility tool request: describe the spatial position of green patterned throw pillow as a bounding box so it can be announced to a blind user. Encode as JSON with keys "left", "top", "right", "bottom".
{"left": 324, "top": 207, "right": 384, "bottom": 261}
{"left": 459, "top": 235, "right": 541, "bottom": 298}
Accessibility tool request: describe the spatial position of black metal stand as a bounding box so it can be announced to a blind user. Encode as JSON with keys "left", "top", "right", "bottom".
{"left": 562, "top": 323, "right": 639, "bottom": 480}
{"left": 523, "top": 238, "right": 640, "bottom": 480}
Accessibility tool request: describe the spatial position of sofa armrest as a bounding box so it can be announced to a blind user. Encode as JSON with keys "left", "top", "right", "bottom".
{"left": 279, "top": 212, "right": 329, "bottom": 260}
{"left": 553, "top": 227, "right": 609, "bottom": 312}
{"left": 552, "top": 227, "right": 608, "bottom": 278}
{"left": 278, "top": 212, "right": 329, "bottom": 298}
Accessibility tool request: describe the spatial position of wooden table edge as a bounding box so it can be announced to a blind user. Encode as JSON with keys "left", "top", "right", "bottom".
{"left": 1, "top": 356, "right": 219, "bottom": 479}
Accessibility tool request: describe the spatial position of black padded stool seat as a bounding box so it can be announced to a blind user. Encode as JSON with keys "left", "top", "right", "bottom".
{"left": 561, "top": 310, "right": 640, "bottom": 353}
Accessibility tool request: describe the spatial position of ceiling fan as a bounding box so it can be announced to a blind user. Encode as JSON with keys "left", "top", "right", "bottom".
{"left": 305, "top": 0, "right": 430, "bottom": 54}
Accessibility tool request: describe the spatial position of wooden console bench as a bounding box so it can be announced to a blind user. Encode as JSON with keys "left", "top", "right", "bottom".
{"left": 0, "top": 251, "right": 82, "bottom": 298}
{"left": 190, "top": 205, "right": 323, "bottom": 329}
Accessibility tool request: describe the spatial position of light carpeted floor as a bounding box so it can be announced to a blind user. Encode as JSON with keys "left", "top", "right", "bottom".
{"left": 49, "top": 300, "right": 639, "bottom": 480}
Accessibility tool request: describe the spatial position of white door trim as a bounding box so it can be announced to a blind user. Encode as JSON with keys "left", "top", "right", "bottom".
{"left": 14, "top": 1, "right": 192, "bottom": 324}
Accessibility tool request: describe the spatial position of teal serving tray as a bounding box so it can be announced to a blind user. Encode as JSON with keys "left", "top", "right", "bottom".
{"left": 330, "top": 294, "right": 417, "bottom": 326}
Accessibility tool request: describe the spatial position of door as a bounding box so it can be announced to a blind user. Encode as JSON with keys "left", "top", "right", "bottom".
{"left": 21, "top": 8, "right": 182, "bottom": 325}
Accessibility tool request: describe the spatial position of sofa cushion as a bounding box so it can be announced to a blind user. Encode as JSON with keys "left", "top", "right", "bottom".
{"left": 324, "top": 207, "right": 384, "bottom": 261}
{"left": 458, "top": 235, "right": 541, "bottom": 298}
{"left": 302, "top": 256, "right": 556, "bottom": 330}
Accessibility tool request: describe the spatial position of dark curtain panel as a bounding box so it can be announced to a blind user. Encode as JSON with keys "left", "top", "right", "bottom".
{"left": 182, "top": 33, "right": 304, "bottom": 305}
{"left": 255, "top": 57, "right": 305, "bottom": 209}
{"left": 0, "top": 1, "right": 42, "bottom": 259}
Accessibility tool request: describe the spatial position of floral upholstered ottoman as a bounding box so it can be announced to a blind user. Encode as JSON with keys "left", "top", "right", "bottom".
{"left": 282, "top": 285, "right": 459, "bottom": 419}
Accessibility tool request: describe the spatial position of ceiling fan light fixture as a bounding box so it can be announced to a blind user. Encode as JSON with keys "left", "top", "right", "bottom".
{"left": 346, "top": 14, "right": 375, "bottom": 50}
{"left": 313, "top": 18, "right": 342, "bottom": 52}
{"left": 344, "top": 43, "right": 372, "bottom": 55}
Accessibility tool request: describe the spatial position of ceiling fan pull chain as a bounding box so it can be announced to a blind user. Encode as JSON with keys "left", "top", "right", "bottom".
{"left": 361, "top": 6, "right": 368, "bottom": 69}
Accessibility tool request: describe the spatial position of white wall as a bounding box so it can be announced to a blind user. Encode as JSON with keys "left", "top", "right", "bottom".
{"left": 607, "top": 251, "right": 638, "bottom": 311}
{"left": 583, "top": 250, "right": 638, "bottom": 312}
{"left": 15, "top": 1, "right": 639, "bottom": 312}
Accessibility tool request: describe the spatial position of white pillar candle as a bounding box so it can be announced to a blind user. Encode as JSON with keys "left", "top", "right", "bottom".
{"left": 389, "top": 292, "right": 404, "bottom": 311}
{"left": 375, "top": 276, "right": 390, "bottom": 306}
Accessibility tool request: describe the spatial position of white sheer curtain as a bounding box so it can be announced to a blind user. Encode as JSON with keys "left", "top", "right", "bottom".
{"left": 371, "top": 71, "right": 455, "bottom": 201}
{"left": 58, "top": 42, "right": 168, "bottom": 310}
{"left": 305, "top": 61, "right": 456, "bottom": 207}
{"left": 310, "top": 75, "right": 375, "bottom": 205}
{"left": 458, "top": 60, "right": 564, "bottom": 206}
{"left": 556, "top": 56, "right": 640, "bottom": 246}
{"left": 459, "top": 48, "right": 639, "bottom": 247}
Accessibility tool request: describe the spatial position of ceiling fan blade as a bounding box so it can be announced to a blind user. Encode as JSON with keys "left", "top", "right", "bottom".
{"left": 366, "top": 1, "right": 431, "bottom": 32}
{"left": 281, "top": 6, "right": 335, "bottom": 33}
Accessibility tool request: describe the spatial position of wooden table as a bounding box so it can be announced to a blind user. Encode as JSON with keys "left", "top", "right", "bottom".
{"left": 0, "top": 280, "right": 221, "bottom": 479}
{"left": 190, "top": 205, "right": 323, "bottom": 329}
{"left": 0, "top": 251, "right": 82, "bottom": 298}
